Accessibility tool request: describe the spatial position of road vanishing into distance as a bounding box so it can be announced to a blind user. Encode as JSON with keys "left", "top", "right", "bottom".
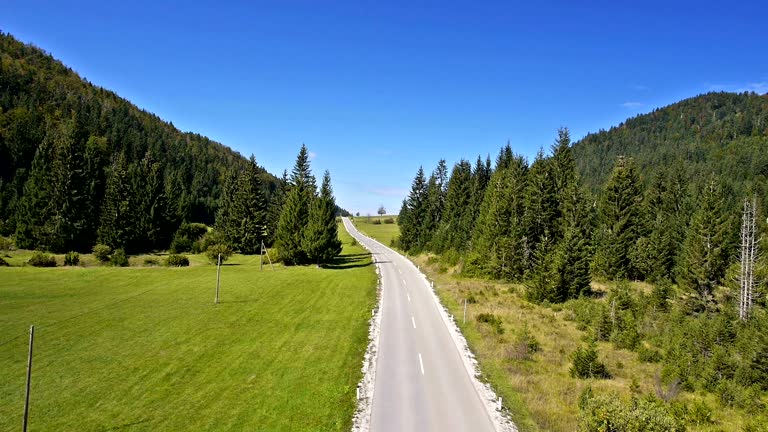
{"left": 343, "top": 218, "right": 498, "bottom": 432}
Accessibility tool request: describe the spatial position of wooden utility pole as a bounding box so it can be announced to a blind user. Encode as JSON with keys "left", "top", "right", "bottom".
{"left": 215, "top": 253, "right": 221, "bottom": 304}
{"left": 22, "top": 325, "right": 34, "bottom": 432}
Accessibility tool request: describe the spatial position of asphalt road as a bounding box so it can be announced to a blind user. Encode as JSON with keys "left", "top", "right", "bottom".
{"left": 343, "top": 218, "right": 497, "bottom": 432}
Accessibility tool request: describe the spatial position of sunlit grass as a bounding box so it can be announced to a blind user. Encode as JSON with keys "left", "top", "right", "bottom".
{"left": 350, "top": 215, "right": 400, "bottom": 248}
{"left": 0, "top": 228, "right": 376, "bottom": 431}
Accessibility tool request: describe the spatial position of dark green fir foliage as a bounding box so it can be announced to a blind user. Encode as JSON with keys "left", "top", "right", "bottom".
{"left": 304, "top": 171, "right": 342, "bottom": 264}
{"left": 594, "top": 156, "right": 645, "bottom": 280}
{"left": 550, "top": 127, "right": 578, "bottom": 242}
{"left": 523, "top": 149, "right": 557, "bottom": 258}
{"left": 97, "top": 153, "right": 133, "bottom": 250}
{"left": 470, "top": 155, "right": 493, "bottom": 233}
{"left": 471, "top": 154, "right": 527, "bottom": 280}
{"left": 229, "top": 156, "right": 268, "bottom": 254}
{"left": 677, "top": 177, "right": 734, "bottom": 311}
{"left": 0, "top": 32, "right": 281, "bottom": 252}
{"left": 432, "top": 159, "right": 473, "bottom": 253}
{"left": 398, "top": 166, "right": 428, "bottom": 252}
{"left": 275, "top": 144, "right": 316, "bottom": 264}
{"left": 266, "top": 170, "right": 289, "bottom": 245}
{"left": 420, "top": 159, "right": 448, "bottom": 250}
{"left": 631, "top": 166, "right": 690, "bottom": 281}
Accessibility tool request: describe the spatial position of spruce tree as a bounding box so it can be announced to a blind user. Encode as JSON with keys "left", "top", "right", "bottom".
{"left": 215, "top": 168, "right": 239, "bottom": 247}
{"left": 677, "top": 177, "right": 734, "bottom": 311}
{"left": 304, "top": 171, "right": 342, "bottom": 264}
{"left": 276, "top": 145, "right": 315, "bottom": 264}
{"left": 98, "top": 153, "right": 133, "bottom": 250}
{"left": 472, "top": 155, "right": 527, "bottom": 279}
{"left": 594, "top": 156, "right": 645, "bottom": 279}
{"left": 420, "top": 160, "right": 447, "bottom": 250}
{"left": 434, "top": 160, "right": 473, "bottom": 252}
{"left": 523, "top": 149, "right": 557, "bottom": 258}
{"left": 398, "top": 166, "right": 428, "bottom": 252}
{"left": 550, "top": 127, "right": 578, "bottom": 242}
{"left": 230, "top": 155, "right": 268, "bottom": 254}
{"left": 15, "top": 130, "right": 56, "bottom": 250}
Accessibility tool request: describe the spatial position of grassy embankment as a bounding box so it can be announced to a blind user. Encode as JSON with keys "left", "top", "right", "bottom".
{"left": 0, "top": 227, "right": 376, "bottom": 431}
{"left": 354, "top": 222, "right": 762, "bottom": 431}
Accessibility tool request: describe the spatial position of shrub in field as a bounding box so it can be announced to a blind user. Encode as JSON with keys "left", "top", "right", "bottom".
{"left": 206, "top": 244, "right": 233, "bottom": 264}
{"left": 383, "top": 217, "right": 395, "bottom": 224}
{"left": 578, "top": 390, "right": 684, "bottom": 432}
{"left": 93, "top": 244, "right": 111, "bottom": 263}
{"left": 170, "top": 223, "right": 208, "bottom": 253}
{"left": 638, "top": 346, "right": 663, "bottom": 363}
{"left": 28, "top": 251, "right": 56, "bottom": 267}
{"left": 64, "top": 251, "right": 80, "bottom": 266}
{"left": 166, "top": 254, "right": 189, "bottom": 267}
{"left": 110, "top": 248, "right": 129, "bottom": 267}
{"left": 371, "top": 219, "right": 382, "bottom": 225}
{"left": 570, "top": 343, "right": 611, "bottom": 379}
{"left": 350, "top": 238, "right": 358, "bottom": 246}
{"left": 143, "top": 257, "right": 160, "bottom": 266}
{"left": 0, "top": 236, "right": 14, "bottom": 252}
{"left": 476, "top": 312, "right": 504, "bottom": 334}
{"left": 0, "top": 256, "right": 9, "bottom": 266}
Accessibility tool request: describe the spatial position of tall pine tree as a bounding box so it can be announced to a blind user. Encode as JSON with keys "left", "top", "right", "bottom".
{"left": 276, "top": 145, "right": 315, "bottom": 264}
{"left": 304, "top": 171, "right": 342, "bottom": 264}
{"left": 677, "top": 177, "right": 734, "bottom": 311}
{"left": 594, "top": 156, "right": 645, "bottom": 280}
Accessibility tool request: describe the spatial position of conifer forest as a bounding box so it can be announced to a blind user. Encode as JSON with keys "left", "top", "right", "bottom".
{"left": 397, "top": 93, "right": 768, "bottom": 426}
{"left": 0, "top": 32, "right": 343, "bottom": 264}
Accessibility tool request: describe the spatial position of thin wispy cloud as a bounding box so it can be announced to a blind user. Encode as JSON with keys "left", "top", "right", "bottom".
{"left": 366, "top": 187, "right": 409, "bottom": 197}
{"left": 308, "top": 151, "right": 317, "bottom": 160}
{"left": 621, "top": 101, "right": 644, "bottom": 109}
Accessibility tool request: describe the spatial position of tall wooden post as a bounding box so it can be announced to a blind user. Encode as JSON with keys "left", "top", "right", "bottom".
{"left": 215, "top": 253, "right": 221, "bottom": 304}
{"left": 22, "top": 325, "right": 34, "bottom": 432}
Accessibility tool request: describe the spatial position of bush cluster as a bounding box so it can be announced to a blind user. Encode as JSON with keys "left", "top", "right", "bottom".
{"left": 206, "top": 244, "right": 233, "bottom": 264}
{"left": 170, "top": 223, "right": 208, "bottom": 253}
{"left": 93, "top": 244, "right": 111, "bottom": 262}
{"left": 110, "top": 248, "right": 129, "bottom": 267}
{"left": 570, "top": 343, "right": 611, "bottom": 379}
{"left": 64, "top": 251, "right": 80, "bottom": 266}
{"left": 28, "top": 251, "right": 56, "bottom": 267}
{"left": 166, "top": 254, "right": 189, "bottom": 267}
{"left": 476, "top": 312, "right": 504, "bottom": 334}
{"left": 383, "top": 217, "right": 395, "bottom": 224}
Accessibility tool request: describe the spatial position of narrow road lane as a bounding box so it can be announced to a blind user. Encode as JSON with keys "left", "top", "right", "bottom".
{"left": 343, "top": 218, "right": 498, "bottom": 432}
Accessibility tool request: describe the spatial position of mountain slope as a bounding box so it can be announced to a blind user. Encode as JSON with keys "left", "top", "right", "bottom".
{"left": 572, "top": 92, "right": 768, "bottom": 195}
{"left": 0, "top": 31, "right": 277, "bottom": 250}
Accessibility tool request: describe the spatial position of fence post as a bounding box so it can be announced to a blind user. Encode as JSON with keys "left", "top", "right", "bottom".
{"left": 215, "top": 253, "right": 221, "bottom": 304}
{"left": 22, "top": 325, "right": 34, "bottom": 432}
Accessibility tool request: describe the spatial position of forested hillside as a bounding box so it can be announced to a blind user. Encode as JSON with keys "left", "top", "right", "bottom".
{"left": 398, "top": 110, "right": 768, "bottom": 428}
{"left": 0, "top": 32, "right": 279, "bottom": 252}
{"left": 573, "top": 92, "right": 768, "bottom": 196}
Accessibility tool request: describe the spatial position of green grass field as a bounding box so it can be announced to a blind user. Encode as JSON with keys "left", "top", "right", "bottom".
{"left": 0, "top": 228, "right": 376, "bottom": 431}
{"left": 350, "top": 215, "right": 400, "bottom": 248}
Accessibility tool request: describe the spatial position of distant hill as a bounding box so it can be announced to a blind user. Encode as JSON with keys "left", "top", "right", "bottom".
{"left": 0, "top": 31, "right": 278, "bottom": 250}
{"left": 572, "top": 92, "right": 768, "bottom": 196}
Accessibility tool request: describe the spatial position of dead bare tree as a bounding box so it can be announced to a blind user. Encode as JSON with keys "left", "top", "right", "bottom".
{"left": 739, "top": 195, "right": 758, "bottom": 321}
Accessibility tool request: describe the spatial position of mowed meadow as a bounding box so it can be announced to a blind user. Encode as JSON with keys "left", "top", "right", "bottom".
{"left": 0, "top": 227, "right": 376, "bottom": 431}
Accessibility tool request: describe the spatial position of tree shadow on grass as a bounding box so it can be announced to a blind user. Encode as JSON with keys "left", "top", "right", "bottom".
{"left": 324, "top": 253, "right": 373, "bottom": 270}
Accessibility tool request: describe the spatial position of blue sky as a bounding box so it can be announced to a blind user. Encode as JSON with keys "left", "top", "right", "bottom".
{"left": 3, "top": 0, "right": 767, "bottom": 215}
